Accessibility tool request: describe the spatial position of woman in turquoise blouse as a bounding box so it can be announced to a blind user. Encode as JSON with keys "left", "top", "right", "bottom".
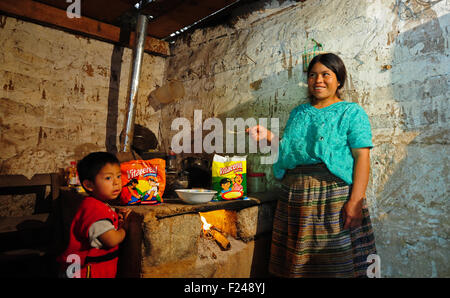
{"left": 248, "top": 53, "right": 377, "bottom": 277}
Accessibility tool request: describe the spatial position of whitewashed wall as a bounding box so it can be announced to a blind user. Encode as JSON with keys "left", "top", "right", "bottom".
{"left": 0, "top": 16, "right": 166, "bottom": 179}
{"left": 0, "top": 17, "right": 166, "bottom": 216}
{"left": 162, "top": 0, "right": 449, "bottom": 277}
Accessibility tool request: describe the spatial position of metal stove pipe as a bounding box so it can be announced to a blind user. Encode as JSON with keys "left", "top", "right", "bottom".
{"left": 122, "top": 13, "right": 149, "bottom": 152}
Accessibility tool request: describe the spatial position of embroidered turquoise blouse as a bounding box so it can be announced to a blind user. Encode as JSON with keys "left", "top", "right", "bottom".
{"left": 272, "top": 101, "right": 373, "bottom": 185}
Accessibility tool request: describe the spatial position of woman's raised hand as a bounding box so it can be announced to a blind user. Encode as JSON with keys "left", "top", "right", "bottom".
{"left": 246, "top": 125, "right": 274, "bottom": 144}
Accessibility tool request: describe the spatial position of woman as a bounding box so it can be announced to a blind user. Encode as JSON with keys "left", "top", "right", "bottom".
{"left": 247, "top": 53, "right": 377, "bottom": 278}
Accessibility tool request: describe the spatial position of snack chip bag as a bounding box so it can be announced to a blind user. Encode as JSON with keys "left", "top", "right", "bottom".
{"left": 211, "top": 154, "right": 247, "bottom": 201}
{"left": 119, "top": 159, "right": 166, "bottom": 205}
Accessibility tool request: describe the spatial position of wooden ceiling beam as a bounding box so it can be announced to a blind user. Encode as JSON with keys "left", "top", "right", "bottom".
{"left": 0, "top": 0, "right": 169, "bottom": 57}
{"left": 35, "top": 0, "right": 141, "bottom": 24}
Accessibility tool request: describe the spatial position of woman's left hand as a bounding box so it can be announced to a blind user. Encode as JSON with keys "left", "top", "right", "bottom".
{"left": 342, "top": 198, "right": 363, "bottom": 230}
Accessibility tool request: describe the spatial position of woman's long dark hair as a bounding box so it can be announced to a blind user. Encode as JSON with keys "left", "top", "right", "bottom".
{"left": 307, "top": 53, "right": 347, "bottom": 100}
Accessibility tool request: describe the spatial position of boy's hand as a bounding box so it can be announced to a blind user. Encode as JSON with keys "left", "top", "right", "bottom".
{"left": 98, "top": 208, "right": 132, "bottom": 248}
{"left": 117, "top": 208, "right": 132, "bottom": 230}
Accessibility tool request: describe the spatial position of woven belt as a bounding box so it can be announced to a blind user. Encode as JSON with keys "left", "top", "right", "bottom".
{"left": 285, "top": 163, "right": 327, "bottom": 174}
{"left": 85, "top": 249, "right": 119, "bottom": 264}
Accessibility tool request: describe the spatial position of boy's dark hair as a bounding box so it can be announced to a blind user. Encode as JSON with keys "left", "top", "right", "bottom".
{"left": 307, "top": 52, "right": 347, "bottom": 98}
{"left": 77, "top": 151, "right": 120, "bottom": 185}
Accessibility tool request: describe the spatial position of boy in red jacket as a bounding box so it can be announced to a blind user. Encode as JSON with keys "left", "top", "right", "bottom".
{"left": 58, "top": 152, "right": 131, "bottom": 278}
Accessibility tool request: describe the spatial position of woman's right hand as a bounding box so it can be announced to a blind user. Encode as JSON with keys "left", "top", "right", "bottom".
{"left": 246, "top": 125, "right": 274, "bottom": 144}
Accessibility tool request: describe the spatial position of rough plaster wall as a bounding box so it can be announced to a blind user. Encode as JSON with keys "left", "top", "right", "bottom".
{"left": 163, "top": 0, "right": 449, "bottom": 277}
{"left": 0, "top": 16, "right": 166, "bottom": 180}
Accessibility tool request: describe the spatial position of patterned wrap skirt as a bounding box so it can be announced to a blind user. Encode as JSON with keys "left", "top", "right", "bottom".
{"left": 269, "top": 163, "right": 377, "bottom": 278}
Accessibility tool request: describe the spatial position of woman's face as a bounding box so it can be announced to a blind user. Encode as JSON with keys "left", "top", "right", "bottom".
{"left": 307, "top": 62, "right": 340, "bottom": 101}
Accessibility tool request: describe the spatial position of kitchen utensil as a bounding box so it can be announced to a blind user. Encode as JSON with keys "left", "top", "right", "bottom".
{"left": 175, "top": 189, "right": 217, "bottom": 204}
{"left": 149, "top": 81, "right": 185, "bottom": 104}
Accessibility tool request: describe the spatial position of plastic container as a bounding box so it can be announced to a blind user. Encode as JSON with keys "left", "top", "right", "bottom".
{"left": 166, "top": 150, "right": 177, "bottom": 173}
{"left": 247, "top": 172, "right": 266, "bottom": 193}
{"left": 66, "top": 161, "right": 79, "bottom": 188}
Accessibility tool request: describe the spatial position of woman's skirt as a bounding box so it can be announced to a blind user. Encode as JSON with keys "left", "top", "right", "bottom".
{"left": 269, "top": 163, "right": 377, "bottom": 278}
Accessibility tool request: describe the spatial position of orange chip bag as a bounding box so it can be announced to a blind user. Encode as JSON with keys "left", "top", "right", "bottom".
{"left": 119, "top": 159, "right": 166, "bottom": 205}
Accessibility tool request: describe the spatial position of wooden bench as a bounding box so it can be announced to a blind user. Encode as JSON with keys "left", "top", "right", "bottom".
{"left": 0, "top": 173, "right": 61, "bottom": 276}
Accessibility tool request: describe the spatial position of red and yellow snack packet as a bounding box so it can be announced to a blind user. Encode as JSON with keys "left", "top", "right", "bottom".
{"left": 119, "top": 159, "right": 166, "bottom": 205}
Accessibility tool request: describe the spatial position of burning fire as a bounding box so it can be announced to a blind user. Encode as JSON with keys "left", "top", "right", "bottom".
{"left": 200, "top": 215, "right": 212, "bottom": 231}
{"left": 198, "top": 210, "right": 237, "bottom": 237}
{"left": 199, "top": 214, "right": 230, "bottom": 250}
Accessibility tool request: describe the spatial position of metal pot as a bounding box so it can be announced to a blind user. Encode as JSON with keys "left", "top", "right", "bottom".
{"left": 182, "top": 157, "right": 211, "bottom": 189}
{"left": 182, "top": 157, "right": 209, "bottom": 170}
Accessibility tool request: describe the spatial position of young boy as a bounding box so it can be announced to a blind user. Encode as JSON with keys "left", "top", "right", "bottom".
{"left": 58, "top": 152, "right": 131, "bottom": 278}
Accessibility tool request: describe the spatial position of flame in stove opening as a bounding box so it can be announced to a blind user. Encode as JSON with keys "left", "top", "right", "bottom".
{"left": 200, "top": 215, "right": 211, "bottom": 231}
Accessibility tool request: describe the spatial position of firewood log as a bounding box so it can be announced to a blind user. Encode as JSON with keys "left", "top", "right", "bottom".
{"left": 210, "top": 229, "right": 231, "bottom": 250}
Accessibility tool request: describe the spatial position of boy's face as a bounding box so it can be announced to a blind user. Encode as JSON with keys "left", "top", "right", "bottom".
{"left": 83, "top": 163, "right": 122, "bottom": 201}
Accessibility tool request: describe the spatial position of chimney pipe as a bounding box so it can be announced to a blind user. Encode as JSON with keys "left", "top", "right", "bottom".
{"left": 121, "top": 13, "right": 149, "bottom": 152}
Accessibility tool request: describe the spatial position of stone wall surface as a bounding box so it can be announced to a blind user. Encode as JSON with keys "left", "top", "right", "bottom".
{"left": 161, "top": 0, "right": 449, "bottom": 277}
{"left": 0, "top": 16, "right": 166, "bottom": 181}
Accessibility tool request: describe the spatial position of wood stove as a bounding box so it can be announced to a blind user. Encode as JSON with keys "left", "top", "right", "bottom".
{"left": 59, "top": 189, "right": 277, "bottom": 278}
{"left": 121, "top": 193, "right": 277, "bottom": 277}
